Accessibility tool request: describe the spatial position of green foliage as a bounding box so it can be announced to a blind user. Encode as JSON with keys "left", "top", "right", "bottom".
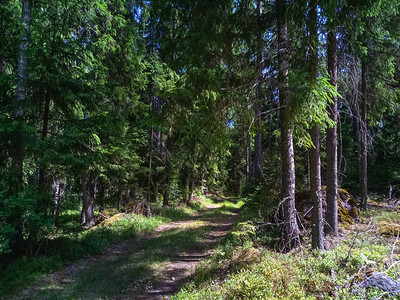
{"left": 1, "top": 2, "right": 400, "bottom": 299}
{"left": 231, "top": 221, "right": 256, "bottom": 244}
{"left": 290, "top": 74, "right": 339, "bottom": 148}
{"left": 0, "top": 202, "right": 206, "bottom": 297}
{"left": 173, "top": 205, "right": 400, "bottom": 300}
{"left": 0, "top": 188, "right": 52, "bottom": 254}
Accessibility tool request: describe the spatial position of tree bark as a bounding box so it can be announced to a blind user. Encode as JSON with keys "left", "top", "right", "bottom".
{"left": 38, "top": 92, "right": 51, "bottom": 191}
{"left": 325, "top": 28, "right": 338, "bottom": 235}
{"left": 147, "top": 125, "right": 154, "bottom": 202}
{"left": 163, "top": 190, "right": 169, "bottom": 207}
{"left": 162, "top": 130, "right": 173, "bottom": 207}
{"left": 360, "top": 59, "right": 368, "bottom": 210}
{"left": 11, "top": 0, "right": 31, "bottom": 194}
{"left": 309, "top": 0, "right": 323, "bottom": 250}
{"left": 81, "top": 172, "right": 95, "bottom": 228}
{"left": 152, "top": 183, "right": 159, "bottom": 202}
{"left": 7, "top": 0, "right": 31, "bottom": 254}
{"left": 52, "top": 179, "right": 64, "bottom": 226}
{"left": 246, "top": 130, "right": 251, "bottom": 182}
{"left": 254, "top": 105, "right": 262, "bottom": 180}
{"left": 117, "top": 181, "right": 123, "bottom": 209}
{"left": 277, "top": 0, "right": 300, "bottom": 251}
{"left": 201, "top": 173, "right": 207, "bottom": 195}
{"left": 98, "top": 183, "right": 105, "bottom": 212}
{"left": 188, "top": 170, "right": 195, "bottom": 203}
{"left": 310, "top": 125, "right": 324, "bottom": 249}
{"left": 253, "top": 0, "right": 263, "bottom": 181}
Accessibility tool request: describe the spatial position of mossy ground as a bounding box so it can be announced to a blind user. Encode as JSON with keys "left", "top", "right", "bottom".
{"left": 172, "top": 199, "right": 400, "bottom": 299}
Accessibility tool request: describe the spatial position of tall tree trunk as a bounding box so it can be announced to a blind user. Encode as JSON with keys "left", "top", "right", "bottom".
{"left": 147, "top": 125, "right": 154, "bottom": 202}
{"left": 98, "top": 183, "right": 105, "bottom": 212}
{"left": 254, "top": 105, "right": 262, "bottom": 180}
{"left": 351, "top": 55, "right": 361, "bottom": 178}
{"left": 309, "top": 0, "right": 323, "bottom": 250}
{"left": 8, "top": 0, "right": 31, "bottom": 254}
{"left": 310, "top": 126, "right": 324, "bottom": 249}
{"left": 201, "top": 173, "right": 207, "bottom": 195}
{"left": 11, "top": 0, "right": 31, "bottom": 194}
{"left": 188, "top": 170, "right": 195, "bottom": 203}
{"left": 52, "top": 179, "right": 64, "bottom": 226}
{"left": 81, "top": 172, "right": 95, "bottom": 228}
{"left": 277, "top": 0, "right": 300, "bottom": 251}
{"left": 38, "top": 92, "right": 51, "bottom": 190}
{"left": 152, "top": 183, "right": 159, "bottom": 202}
{"left": 245, "top": 130, "right": 251, "bottom": 182}
{"left": 117, "top": 181, "right": 123, "bottom": 209}
{"left": 81, "top": 173, "right": 88, "bottom": 225}
{"left": 253, "top": 0, "right": 263, "bottom": 181}
{"left": 162, "top": 132, "right": 172, "bottom": 207}
{"left": 338, "top": 114, "right": 344, "bottom": 184}
{"left": 325, "top": 27, "right": 338, "bottom": 235}
{"left": 163, "top": 190, "right": 169, "bottom": 207}
{"left": 360, "top": 59, "right": 368, "bottom": 210}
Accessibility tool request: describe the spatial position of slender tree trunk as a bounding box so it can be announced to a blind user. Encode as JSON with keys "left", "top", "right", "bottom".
{"left": 98, "top": 183, "right": 105, "bottom": 212}
{"left": 188, "top": 170, "right": 195, "bottom": 203}
{"left": 360, "top": 59, "right": 368, "bottom": 210}
{"left": 277, "top": 0, "right": 300, "bottom": 251}
{"left": 147, "top": 126, "right": 154, "bottom": 202}
{"left": 52, "top": 179, "right": 64, "bottom": 226}
{"left": 153, "top": 183, "right": 159, "bottom": 202}
{"left": 117, "top": 181, "right": 123, "bottom": 209}
{"left": 38, "top": 92, "right": 51, "bottom": 192}
{"left": 246, "top": 130, "right": 251, "bottom": 182}
{"left": 309, "top": 0, "right": 323, "bottom": 250}
{"left": 338, "top": 114, "right": 344, "bottom": 184}
{"left": 7, "top": 0, "right": 31, "bottom": 254}
{"left": 325, "top": 28, "right": 338, "bottom": 235}
{"left": 253, "top": 0, "right": 263, "bottom": 181}
{"left": 163, "top": 190, "right": 169, "bottom": 207}
{"left": 254, "top": 105, "right": 262, "bottom": 180}
{"left": 81, "top": 172, "right": 95, "bottom": 228}
{"left": 81, "top": 173, "right": 88, "bottom": 225}
{"left": 11, "top": 0, "right": 31, "bottom": 195}
{"left": 351, "top": 55, "right": 361, "bottom": 179}
{"left": 162, "top": 129, "right": 173, "bottom": 207}
{"left": 201, "top": 173, "right": 207, "bottom": 195}
{"left": 310, "top": 126, "right": 324, "bottom": 249}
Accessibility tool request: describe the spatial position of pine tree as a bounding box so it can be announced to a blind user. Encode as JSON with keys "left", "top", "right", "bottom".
{"left": 325, "top": 0, "right": 338, "bottom": 235}
{"left": 309, "top": 0, "right": 324, "bottom": 250}
{"left": 277, "top": 0, "right": 300, "bottom": 251}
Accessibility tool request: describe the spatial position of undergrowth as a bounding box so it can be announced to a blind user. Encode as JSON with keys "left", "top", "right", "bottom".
{"left": 172, "top": 200, "right": 400, "bottom": 300}
{"left": 0, "top": 199, "right": 209, "bottom": 298}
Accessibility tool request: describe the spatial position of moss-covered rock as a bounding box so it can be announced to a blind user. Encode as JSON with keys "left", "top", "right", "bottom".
{"left": 295, "top": 186, "right": 359, "bottom": 225}
{"left": 378, "top": 221, "right": 400, "bottom": 236}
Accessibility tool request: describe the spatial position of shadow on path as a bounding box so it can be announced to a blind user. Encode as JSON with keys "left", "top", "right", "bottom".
{"left": 15, "top": 203, "right": 239, "bottom": 300}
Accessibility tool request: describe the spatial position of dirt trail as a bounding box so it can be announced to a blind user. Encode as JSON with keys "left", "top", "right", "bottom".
{"left": 137, "top": 206, "right": 238, "bottom": 300}
{"left": 15, "top": 203, "right": 239, "bottom": 300}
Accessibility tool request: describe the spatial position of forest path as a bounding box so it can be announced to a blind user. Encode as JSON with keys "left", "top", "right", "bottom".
{"left": 15, "top": 200, "right": 239, "bottom": 300}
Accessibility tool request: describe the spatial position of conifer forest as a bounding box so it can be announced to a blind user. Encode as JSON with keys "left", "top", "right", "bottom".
{"left": 1, "top": 0, "right": 400, "bottom": 299}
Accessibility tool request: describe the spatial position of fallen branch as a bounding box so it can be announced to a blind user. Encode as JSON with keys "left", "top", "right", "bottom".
{"left": 337, "top": 230, "right": 360, "bottom": 273}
